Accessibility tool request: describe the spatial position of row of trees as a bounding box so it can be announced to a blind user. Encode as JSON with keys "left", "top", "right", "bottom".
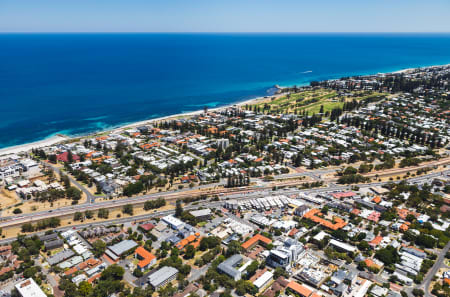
{"left": 341, "top": 115, "right": 443, "bottom": 148}
{"left": 21, "top": 218, "right": 61, "bottom": 233}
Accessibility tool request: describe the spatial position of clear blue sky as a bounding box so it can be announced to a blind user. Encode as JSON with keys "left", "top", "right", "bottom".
{"left": 1, "top": 0, "right": 449, "bottom": 33}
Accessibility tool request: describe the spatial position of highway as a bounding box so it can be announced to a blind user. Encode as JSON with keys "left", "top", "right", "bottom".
{"left": 0, "top": 202, "right": 222, "bottom": 245}
{"left": 0, "top": 163, "right": 448, "bottom": 231}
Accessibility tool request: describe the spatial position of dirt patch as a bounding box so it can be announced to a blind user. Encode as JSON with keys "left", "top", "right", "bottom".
{"left": 0, "top": 203, "right": 175, "bottom": 239}
{"left": 0, "top": 188, "right": 20, "bottom": 209}
{"left": 1, "top": 192, "right": 87, "bottom": 217}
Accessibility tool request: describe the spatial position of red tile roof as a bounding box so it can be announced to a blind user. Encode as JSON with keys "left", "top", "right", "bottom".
{"left": 135, "top": 246, "right": 156, "bottom": 269}
{"left": 242, "top": 234, "right": 272, "bottom": 250}
{"left": 287, "top": 281, "right": 312, "bottom": 297}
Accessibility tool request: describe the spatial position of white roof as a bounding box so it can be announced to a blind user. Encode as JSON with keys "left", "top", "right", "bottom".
{"left": 15, "top": 278, "right": 47, "bottom": 297}
{"left": 330, "top": 239, "right": 357, "bottom": 253}
{"left": 161, "top": 215, "right": 184, "bottom": 228}
{"left": 253, "top": 271, "right": 274, "bottom": 288}
{"left": 189, "top": 209, "right": 211, "bottom": 217}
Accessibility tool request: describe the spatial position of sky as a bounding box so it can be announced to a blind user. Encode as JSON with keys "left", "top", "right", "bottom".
{"left": 0, "top": 0, "right": 449, "bottom": 33}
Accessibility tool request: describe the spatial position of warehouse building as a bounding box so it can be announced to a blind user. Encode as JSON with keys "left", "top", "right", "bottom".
{"left": 253, "top": 271, "right": 274, "bottom": 291}
{"left": 106, "top": 240, "right": 138, "bottom": 261}
{"left": 148, "top": 266, "right": 179, "bottom": 289}
{"left": 45, "top": 239, "right": 64, "bottom": 251}
{"left": 189, "top": 209, "right": 212, "bottom": 221}
{"left": 47, "top": 249, "right": 75, "bottom": 266}
{"left": 217, "top": 254, "right": 243, "bottom": 281}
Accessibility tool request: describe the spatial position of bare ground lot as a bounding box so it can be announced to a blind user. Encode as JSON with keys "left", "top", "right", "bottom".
{"left": 1, "top": 192, "right": 87, "bottom": 217}
{"left": 0, "top": 202, "right": 175, "bottom": 239}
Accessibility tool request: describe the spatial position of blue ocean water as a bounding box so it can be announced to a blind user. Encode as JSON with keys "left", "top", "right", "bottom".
{"left": 1, "top": 33, "right": 450, "bottom": 149}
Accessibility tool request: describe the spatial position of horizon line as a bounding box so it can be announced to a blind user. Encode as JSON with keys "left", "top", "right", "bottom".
{"left": 1, "top": 31, "right": 450, "bottom": 34}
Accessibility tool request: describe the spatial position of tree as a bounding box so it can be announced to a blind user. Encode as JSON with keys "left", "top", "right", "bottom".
{"left": 123, "top": 181, "right": 144, "bottom": 196}
{"left": 175, "top": 200, "right": 183, "bottom": 218}
{"left": 412, "top": 288, "right": 424, "bottom": 297}
{"left": 66, "top": 186, "right": 82, "bottom": 201}
{"left": 98, "top": 208, "right": 109, "bottom": 219}
{"left": 273, "top": 267, "right": 289, "bottom": 279}
{"left": 84, "top": 210, "right": 94, "bottom": 219}
{"left": 92, "top": 240, "right": 106, "bottom": 258}
{"left": 123, "top": 204, "right": 133, "bottom": 215}
{"left": 184, "top": 245, "right": 195, "bottom": 259}
{"left": 60, "top": 174, "right": 71, "bottom": 189}
{"left": 375, "top": 246, "right": 399, "bottom": 266}
{"left": 74, "top": 212, "right": 83, "bottom": 221}
{"left": 226, "top": 240, "right": 242, "bottom": 257}
{"left": 133, "top": 268, "right": 143, "bottom": 277}
{"left": 13, "top": 208, "right": 22, "bottom": 214}
{"left": 199, "top": 236, "right": 221, "bottom": 251}
{"left": 358, "top": 241, "right": 370, "bottom": 251}
{"left": 415, "top": 234, "right": 437, "bottom": 248}
{"left": 66, "top": 150, "right": 73, "bottom": 163}
{"left": 48, "top": 154, "right": 57, "bottom": 163}
{"left": 235, "top": 280, "right": 257, "bottom": 296}
{"left": 77, "top": 281, "right": 93, "bottom": 297}
{"left": 357, "top": 261, "right": 367, "bottom": 271}
{"left": 245, "top": 261, "right": 259, "bottom": 279}
{"left": 100, "top": 264, "right": 125, "bottom": 281}
{"left": 21, "top": 223, "right": 34, "bottom": 233}
{"left": 143, "top": 198, "right": 166, "bottom": 211}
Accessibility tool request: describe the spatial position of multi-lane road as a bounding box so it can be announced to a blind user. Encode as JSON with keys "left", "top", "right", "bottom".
{"left": 1, "top": 164, "right": 447, "bottom": 231}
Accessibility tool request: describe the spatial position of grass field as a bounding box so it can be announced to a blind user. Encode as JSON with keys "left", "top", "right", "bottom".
{"left": 247, "top": 88, "right": 386, "bottom": 115}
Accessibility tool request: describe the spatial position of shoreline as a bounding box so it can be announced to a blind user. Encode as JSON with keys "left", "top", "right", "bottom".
{"left": 0, "top": 134, "right": 69, "bottom": 156}
{"left": 1, "top": 62, "right": 449, "bottom": 156}
{"left": 0, "top": 95, "right": 272, "bottom": 157}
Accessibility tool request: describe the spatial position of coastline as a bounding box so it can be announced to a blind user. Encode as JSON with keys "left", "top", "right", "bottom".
{"left": 0, "top": 95, "right": 272, "bottom": 157}
{"left": 1, "top": 62, "right": 449, "bottom": 157}
{"left": 0, "top": 134, "right": 69, "bottom": 156}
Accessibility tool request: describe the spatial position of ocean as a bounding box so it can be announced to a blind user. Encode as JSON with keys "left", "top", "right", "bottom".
{"left": 1, "top": 33, "right": 450, "bottom": 149}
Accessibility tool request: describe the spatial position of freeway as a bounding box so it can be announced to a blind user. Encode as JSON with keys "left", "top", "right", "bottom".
{"left": 0, "top": 201, "right": 223, "bottom": 245}
{"left": 0, "top": 164, "right": 448, "bottom": 230}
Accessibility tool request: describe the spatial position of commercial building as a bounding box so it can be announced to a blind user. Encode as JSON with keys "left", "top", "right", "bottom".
{"left": 135, "top": 246, "right": 156, "bottom": 271}
{"left": 329, "top": 239, "right": 357, "bottom": 253}
{"left": 267, "top": 239, "right": 304, "bottom": 268}
{"left": 253, "top": 271, "right": 274, "bottom": 291}
{"left": 189, "top": 209, "right": 212, "bottom": 221}
{"left": 162, "top": 215, "right": 185, "bottom": 230}
{"left": 286, "top": 281, "right": 313, "bottom": 297}
{"left": 47, "top": 249, "right": 75, "bottom": 266}
{"left": 44, "top": 239, "right": 64, "bottom": 250}
{"left": 15, "top": 278, "right": 47, "bottom": 297}
{"left": 303, "top": 209, "right": 347, "bottom": 230}
{"left": 241, "top": 234, "right": 272, "bottom": 250}
{"left": 148, "top": 266, "right": 179, "bottom": 289}
{"left": 106, "top": 240, "right": 138, "bottom": 260}
{"left": 217, "top": 254, "right": 243, "bottom": 281}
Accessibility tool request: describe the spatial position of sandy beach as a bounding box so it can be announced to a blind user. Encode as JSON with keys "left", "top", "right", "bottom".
{"left": 391, "top": 63, "right": 450, "bottom": 74}
{"left": 2, "top": 63, "right": 448, "bottom": 156}
{"left": 0, "top": 95, "right": 272, "bottom": 156}
{"left": 0, "top": 135, "right": 69, "bottom": 157}
{"left": 112, "top": 95, "right": 272, "bottom": 133}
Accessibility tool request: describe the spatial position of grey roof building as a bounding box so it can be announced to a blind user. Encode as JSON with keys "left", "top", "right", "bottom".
{"left": 107, "top": 240, "right": 138, "bottom": 259}
{"left": 189, "top": 209, "right": 211, "bottom": 220}
{"left": 148, "top": 266, "right": 178, "bottom": 289}
{"left": 217, "top": 254, "right": 243, "bottom": 281}
{"left": 47, "top": 249, "right": 75, "bottom": 266}
{"left": 45, "top": 239, "right": 64, "bottom": 250}
{"left": 39, "top": 233, "right": 59, "bottom": 242}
